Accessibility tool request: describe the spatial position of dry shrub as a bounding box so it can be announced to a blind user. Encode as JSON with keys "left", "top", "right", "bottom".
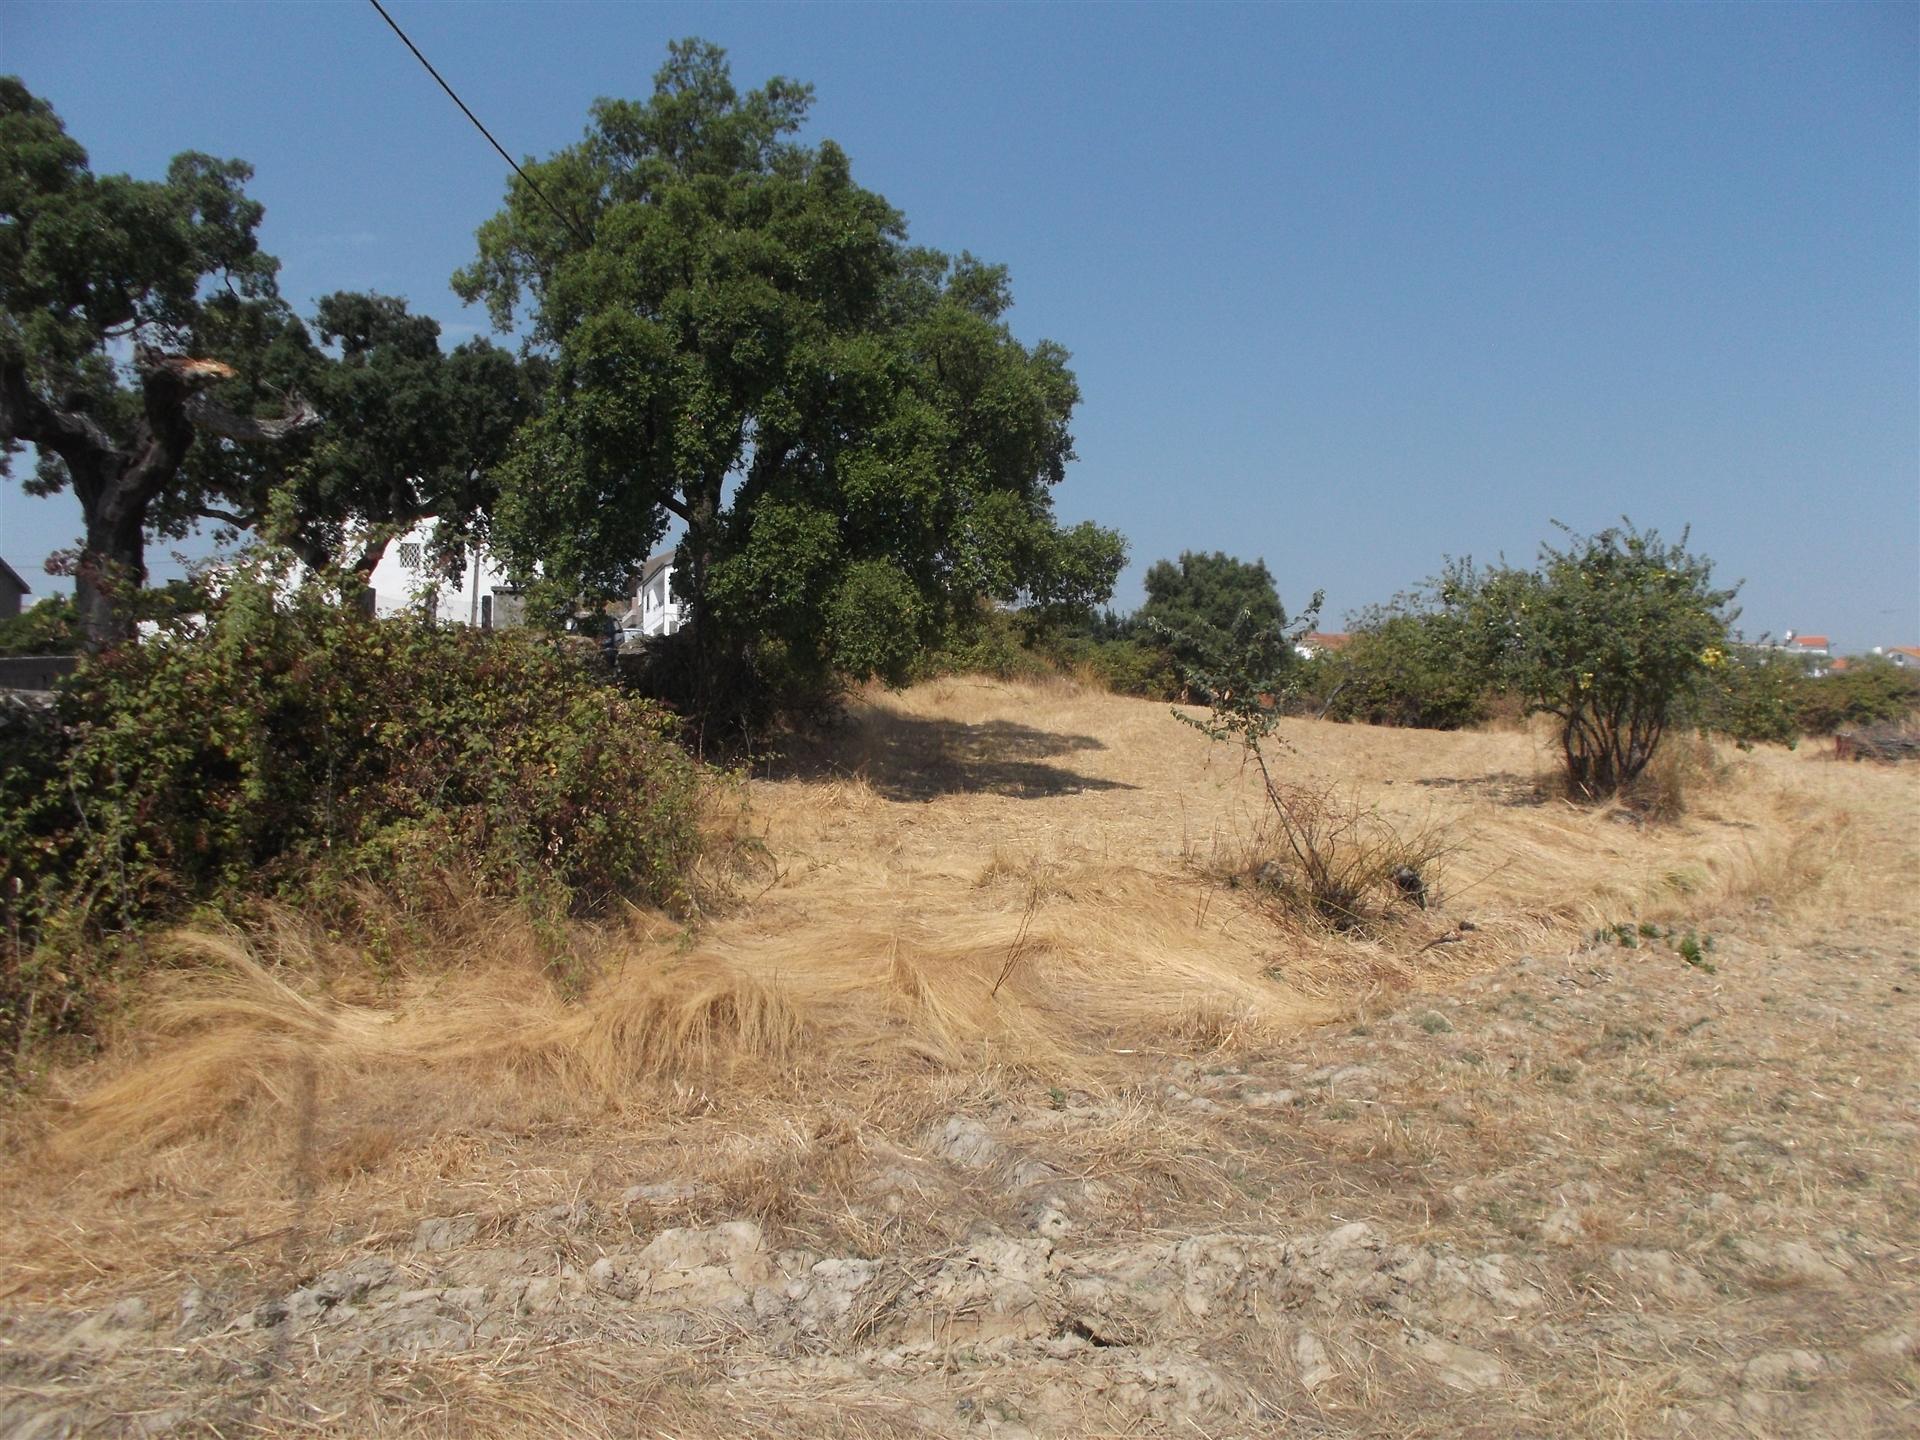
{"left": 1623, "top": 730, "right": 1730, "bottom": 819}
{"left": 1238, "top": 782, "right": 1457, "bottom": 931}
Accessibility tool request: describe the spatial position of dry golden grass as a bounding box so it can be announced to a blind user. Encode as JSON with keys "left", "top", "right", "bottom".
{"left": 2, "top": 679, "right": 1917, "bottom": 1438}
{"left": 2, "top": 678, "right": 1912, "bottom": 1302}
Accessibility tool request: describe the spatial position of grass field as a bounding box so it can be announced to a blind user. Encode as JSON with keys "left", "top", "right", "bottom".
{"left": 2, "top": 678, "right": 1914, "bottom": 1436}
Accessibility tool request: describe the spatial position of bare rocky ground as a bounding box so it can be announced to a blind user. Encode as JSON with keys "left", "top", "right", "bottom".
{"left": 2, "top": 908, "right": 1914, "bottom": 1437}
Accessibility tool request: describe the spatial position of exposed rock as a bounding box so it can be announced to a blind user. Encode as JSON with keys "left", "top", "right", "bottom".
{"left": 1724, "top": 1237, "right": 1851, "bottom": 1287}
{"left": 931, "top": 1116, "right": 1004, "bottom": 1170}
{"left": 1292, "top": 1330, "right": 1338, "bottom": 1391}
{"left": 1406, "top": 1329, "right": 1506, "bottom": 1391}
{"left": 1741, "top": 1348, "right": 1827, "bottom": 1390}
{"left": 412, "top": 1215, "right": 479, "bottom": 1252}
{"left": 1608, "top": 1248, "right": 1714, "bottom": 1302}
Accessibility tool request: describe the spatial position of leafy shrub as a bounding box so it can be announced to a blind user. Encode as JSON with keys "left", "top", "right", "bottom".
{"left": 915, "top": 604, "right": 1057, "bottom": 684}
{"left": 824, "top": 559, "right": 927, "bottom": 684}
{"left": 1320, "top": 613, "right": 1489, "bottom": 730}
{"left": 0, "top": 596, "right": 80, "bottom": 656}
{"left": 2, "top": 570, "right": 702, "bottom": 1054}
{"left": 1460, "top": 523, "right": 1737, "bottom": 800}
{"left": 1071, "top": 636, "right": 1180, "bottom": 698}
{"left": 1691, "top": 651, "right": 1802, "bottom": 748}
{"left": 1793, "top": 658, "right": 1920, "bottom": 736}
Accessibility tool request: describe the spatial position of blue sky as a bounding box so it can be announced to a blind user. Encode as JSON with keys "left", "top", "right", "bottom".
{"left": 3, "top": 1, "right": 1915, "bottom": 648}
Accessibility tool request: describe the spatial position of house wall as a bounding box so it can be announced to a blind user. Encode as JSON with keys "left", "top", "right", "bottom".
{"left": 0, "top": 569, "right": 27, "bottom": 619}
{"left": 364, "top": 521, "right": 517, "bottom": 627}
{"left": 633, "top": 562, "right": 688, "bottom": 637}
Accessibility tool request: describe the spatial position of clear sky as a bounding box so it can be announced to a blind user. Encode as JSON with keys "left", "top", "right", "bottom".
{"left": 3, "top": 1, "right": 1915, "bottom": 649}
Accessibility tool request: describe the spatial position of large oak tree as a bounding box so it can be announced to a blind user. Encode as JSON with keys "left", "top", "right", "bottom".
{"left": 456, "top": 40, "right": 1123, "bottom": 697}
{"left": 0, "top": 78, "right": 318, "bottom": 647}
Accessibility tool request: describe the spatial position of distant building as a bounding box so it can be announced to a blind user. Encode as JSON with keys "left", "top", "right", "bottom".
{"left": 617, "top": 550, "right": 689, "bottom": 640}
{"left": 1879, "top": 646, "right": 1920, "bottom": 670}
{"left": 1294, "top": 631, "right": 1351, "bottom": 660}
{"left": 364, "top": 520, "right": 520, "bottom": 628}
{"left": 0, "top": 557, "right": 30, "bottom": 619}
{"left": 1741, "top": 630, "right": 1835, "bottom": 677}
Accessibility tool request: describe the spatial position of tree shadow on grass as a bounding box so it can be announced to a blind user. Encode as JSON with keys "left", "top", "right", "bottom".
{"left": 773, "top": 713, "right": 1138, "bottom": 801}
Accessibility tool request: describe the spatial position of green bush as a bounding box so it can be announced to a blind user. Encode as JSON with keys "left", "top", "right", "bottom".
{"left": 2, "top": 571, "right": 702, "bottom": 1055}
{"left": 1320, "top": 614, "right": 1489, "bottom": 730}
{"left": 1461, "top": 524, "right": 1737, "bottom": 800}
{"left": 0, "top": 596, "right": 80, "bottom": 656}
{"left": 1063, "top": 634, "right": 1180, "bottom": 698}
{"left": 1793, "top": 658, "right": 1920, "bottom": 736}
{"left": 915, "top": 604, "right": 1057, "bottom": 684}
{"left": 1691, "top": 651, "right": 1802, "bottom": 748}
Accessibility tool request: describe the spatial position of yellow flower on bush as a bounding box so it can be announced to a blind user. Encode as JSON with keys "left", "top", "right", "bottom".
{"left": 1701, "top": 646, "right": 1725, "bottom": 668}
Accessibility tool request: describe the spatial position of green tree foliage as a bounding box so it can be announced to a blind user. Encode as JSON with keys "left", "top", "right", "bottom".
{"left": 1791, "top": 657, "right": 1920, "bottom": 736}
{"left": 0, "top": 595, "right": 78, "bottom": 656}
{"left": 1689, "top": 650, "right": 1803, "bottom": 749}
{"left": 197, "top": 291, "right": 540, "bottom": 581}
{"left": 0, "top": 570, "right": 702, "bottom": 1054}
{"left": 454, "top": 39, "right": 1122, "bottom": 704}
{"left": 1133, "top": 551, "right": 1285, "bottom": 663}
{"left": 0, "top": 78, "right": 319, "bottom": 647}
{"left": 1461, "top": 523, "right": 1737, "bottom": 798}
{"left": 1320, "top": 605, "right": 1489, "bottom": 731}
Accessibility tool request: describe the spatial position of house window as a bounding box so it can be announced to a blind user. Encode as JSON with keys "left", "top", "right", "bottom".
{"left": 399, "top": 542, "right": 423, "bottom": 570}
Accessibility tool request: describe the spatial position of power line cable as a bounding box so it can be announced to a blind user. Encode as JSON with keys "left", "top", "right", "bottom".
{"left": 366, "top": 0, "right": 591, "bottom": 246}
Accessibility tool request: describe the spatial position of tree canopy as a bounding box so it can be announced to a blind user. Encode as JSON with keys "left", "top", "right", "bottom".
{"left": 0, "top": 78, "right": 539, "bottom": 642}
{"left": 1134, "top": 550, "right": 1287, "bottom": 654}
{"left": 0, "top": 77, "right": 317, "bottom": 646}
{"left": 1453, "top": 523, "right": 1738, "bottom": 797}
{"left": 456, "top": 39, "right": 1123, "bottom": 695}
{"left": 200, "top": 291, "right": 540, "bottom": 581}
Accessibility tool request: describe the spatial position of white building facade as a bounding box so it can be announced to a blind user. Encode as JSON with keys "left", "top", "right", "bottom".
{"left": 365, "top": 520, "right": 519, "bottom": 628}
{"left": 619, "top": 550, "right": 689, "bottom": 639}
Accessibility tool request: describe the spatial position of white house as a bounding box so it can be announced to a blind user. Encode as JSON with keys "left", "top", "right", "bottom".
{"left": 1737, "top": 630, "right": 1835, "bottom": 677}
{"left": 365, "top": 520, "right": 519, "bottom": 628}
{"left": 618, "top": 550, "right": 689, "bottom": 639}
{"left": 1294, "top": 631, "right": 1351, "bottom": 660}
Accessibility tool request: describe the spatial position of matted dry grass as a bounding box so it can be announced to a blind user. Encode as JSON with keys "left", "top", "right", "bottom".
{"left": 0, "top": 678, "right": 1910, "bottom": 1309}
